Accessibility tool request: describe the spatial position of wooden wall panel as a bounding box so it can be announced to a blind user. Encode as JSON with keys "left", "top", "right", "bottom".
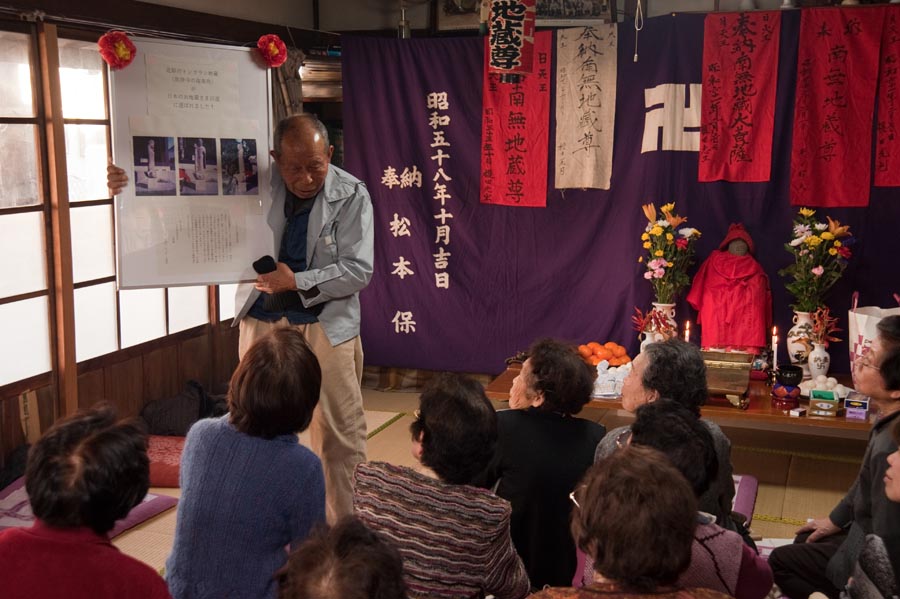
{"left": 143, "top": 346, "right": 180, "bottom": 404}
{"left": 213, "top": 324, "right": 240, "bottom": 393}
{"left": 179, "top": 335, "right": 211, "bottom": 390}
{"left": 77, "top": 369, "right": 105, "bottom": 409}
{"left": 35, "top": 385, "right": 56, "bottom": 433}
{"left": 0, "top": 398, "right": 25, "bottom": 470}
{"left": 103, "top": 357, "right": 144, "bottom": 418}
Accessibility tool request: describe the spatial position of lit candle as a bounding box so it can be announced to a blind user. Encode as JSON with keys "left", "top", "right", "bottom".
{"left": 685, "top": 320, "right": 691, "bottom": 343}
{"left": 771, "top": 326, "right": 778, "bottom": 370}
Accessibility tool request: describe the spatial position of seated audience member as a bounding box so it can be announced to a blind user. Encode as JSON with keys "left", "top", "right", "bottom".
{"left": 770, "top": 315, "right": 900, "bottom": 599}
{"left": 166, "top": 328, "right": 326, "bottom": 599}
{"left": 354, "top": 373, "right": 530, "bottom": 599}
{"left": 594, "top": 338, "right": 737, "bottom": 530}
{"left": 0, "top": 404, "right": 172, "bottom": 599}
{"left": 532, "top": 445, "right": 731, "bottom": 599}
{"left": 478, "top": 338, "right": 607, "bottom": 589}
{"left": 629, "top": 401, "right": 773, "bottom": 599}
{"left": 276, "top": 516, "right": 408, "bottom": 599}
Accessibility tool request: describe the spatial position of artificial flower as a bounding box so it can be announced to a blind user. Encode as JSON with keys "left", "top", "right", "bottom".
{"left": 827, "top": 216, "right": 851, "bottom": 238}
{"left": 799, "top": 207, "right": 816, "bottom": 217}
{"left": 811, "top": 265, "right": 824, "bottom": 277}
{"left": 810, "top": 306, "right": 842, "bottom": 347}
{"left": 814, "top": 223, "right": 828, "bottom": 231}
{"left": 805, "top": 236, "right": 822, "bottom": 247}
{"left": 98, "top": 31, "right": 137, "bottom": 70}
{"left": 820, "top": 231, "right": 834, "bottom": 240}
{"left": 638, "top": 202, "right": 699, "bottom": 305}
{"left": 793, "top": 224, "right": 811, "bottom": 238}
{"left": 790, "top": 237, "right": 805, "bottom": 247}
{"left": 829, "top": 248, "right": 838, "bottom": 256}
{"left": 257, "top": 34, "right": 288, "bottom": 68}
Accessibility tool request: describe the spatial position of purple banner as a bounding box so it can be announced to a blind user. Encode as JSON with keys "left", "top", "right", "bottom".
{"left": 344, "top": 13, "right": 900, "bottom": 375}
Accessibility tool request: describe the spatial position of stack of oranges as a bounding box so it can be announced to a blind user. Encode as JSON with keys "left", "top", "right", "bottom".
{"left": 578, "top": 341, "right": 631, "bottom": 367}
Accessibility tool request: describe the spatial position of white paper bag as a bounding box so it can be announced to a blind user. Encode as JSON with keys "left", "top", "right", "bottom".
{"left": 848, "top": 292, "right": 900, "bottom": 387}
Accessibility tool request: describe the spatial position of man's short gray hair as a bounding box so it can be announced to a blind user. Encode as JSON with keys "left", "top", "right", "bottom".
{"left": 273, "top": 113, "right": 330, "bottom": 155}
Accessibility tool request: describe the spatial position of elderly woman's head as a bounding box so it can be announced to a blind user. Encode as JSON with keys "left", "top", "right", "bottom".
{"left": 620, "top": 337, "right": 707, "bottom": 416}
{"left": 508, "top": 338, "right": 594, "bottom": 414}
{"left": 854, "top": 315, "right": 900, "bottom": 407}
{"left": 571, "top": 445, "right": 697, "bottom": 592}
{"left": 409, "top": 373, "right": 497, "bottom": 485}
{"left": 228, "top": 327, "right": 321, "bottom": 439}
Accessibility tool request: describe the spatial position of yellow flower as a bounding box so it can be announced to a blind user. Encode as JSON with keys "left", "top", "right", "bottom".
{"left": 667, "top": 262, "right": 673, "bottom": 267}
{"left": 650, "top": 226, "right": 664, "bottom": 236}
{"left": 638, "top": 256, "right": 643, "bottom": 263}
{"left": 827, "top": 215, "right": 851, "bottom": 238}
{"left": 834, "top": 240, "right": 842, "bottom": 248}
{"left": 643, "top": 242, "right": 652, "bottom": 249}
{"left": 642, "top": 203, "right": 657, "bottom": 222}
{"left": 641, "top": 233, "right": 650, "bottom": 241}
{"left": 660, "top": 202, "right": 676, "bottom": 215}
{"left": 829, "top": 248, "right": 838, "bottom": 256}
{"left": 654, "top": 250, "right": 664, "bottom": 257}
{"left": 666, "top": 233, "right": 674, "bottom": 241}
{"left": 805, "top": 235, "right": 822, "bottom": 247}
{"left": 820, "top": 232, "right": 834, "bottom": 240}
{"left": 799, "top": 207, "right": 816, "bottom": 217}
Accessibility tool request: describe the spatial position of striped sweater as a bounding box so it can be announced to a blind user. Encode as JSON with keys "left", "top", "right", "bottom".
{"left": 353, "top": 461, "right": 530, "bottom": 599}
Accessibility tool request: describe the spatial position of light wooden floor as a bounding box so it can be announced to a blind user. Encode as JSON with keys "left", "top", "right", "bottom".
{"left": 116, "top": 389, "right": 867, "bottom": 572}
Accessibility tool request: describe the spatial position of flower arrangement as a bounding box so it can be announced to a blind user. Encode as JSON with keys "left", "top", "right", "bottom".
{"left": 97, "top": 31, "right": 136, "bottom": 70}
{"left": 779, "top": 207, "right": 853, "bottom": 313}
{"left": 639, "top": 202, "right": 701, "bottom": 304}
{"left": 257, "top": 34, "right": 288, "bottom": 68}
{"left": 631, "top": 306, "right": 676, "bottom": 339}
{"left": 809, "top": 306, "right": 842, "bottom": 347}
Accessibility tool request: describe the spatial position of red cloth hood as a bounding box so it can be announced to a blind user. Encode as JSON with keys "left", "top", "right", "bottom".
{"left": 717, "top": 223, "right": 755, "bottom": 255}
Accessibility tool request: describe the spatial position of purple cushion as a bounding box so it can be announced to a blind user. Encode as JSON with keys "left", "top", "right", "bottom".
{"left": 732, "top": 473, "right": 758, "bottom": 526}
{"left": 0, "top": 477, "right": 177, "bottom": 539}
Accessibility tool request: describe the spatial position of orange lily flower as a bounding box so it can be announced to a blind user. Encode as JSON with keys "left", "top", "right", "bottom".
{"left": 827, "top": 216, "right": 850, "bottom": 238}
{"left": 665, "top": 213, "right": 687, "bottom": 228}
{"left": 642, "top": 203, "right": 657, "bottom": 222}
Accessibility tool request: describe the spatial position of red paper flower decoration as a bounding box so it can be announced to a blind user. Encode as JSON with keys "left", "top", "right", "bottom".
{"left": 257, "top": 34, "right": 288, "bottom": 68}
{"left": 98, "top": 31, "right": 137, "bottom": 70}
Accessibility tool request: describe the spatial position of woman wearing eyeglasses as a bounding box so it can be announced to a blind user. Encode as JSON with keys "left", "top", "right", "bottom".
{"left": 770, "top": 315, "right": 900, "bottom": 599}
{"left": 476, "top": 339, "right": 607, "bottom": 590}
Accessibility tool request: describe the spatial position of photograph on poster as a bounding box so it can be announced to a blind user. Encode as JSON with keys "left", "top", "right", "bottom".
{"left": 132, "top": 136, "right": 177, "bottom": 196}
{"left": 536, "top": 0, "right": 612, "bottom": 25}
{"left": 178, "top": 137, "right": 219, "bottom": 196}
{"left": 220, "top": 138, "right": 258, "bottom": 195}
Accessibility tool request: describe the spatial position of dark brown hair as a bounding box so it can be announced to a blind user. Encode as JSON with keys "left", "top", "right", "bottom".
{"left": 229, "top": 327, "right": 321, "bottom": 438}
{"left": 571, "top": 445, "right": 697, "bottom": 592}
{"left": 409, "top": 373, "right": 497, "bottom": 485}
{"left": 25, "top": 403, "right": 149, "bottom": 535}
{"left": 527, "top": 338, "right": 595, "bottom": 415}
{"left": 878, "top": 316, "right": 900, "bottom": 391}
{"left": 277, "top": 516, "right": 407, "bottom": 599}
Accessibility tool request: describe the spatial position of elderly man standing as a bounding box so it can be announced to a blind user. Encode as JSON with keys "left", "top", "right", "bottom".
{"left": 108, "top": 114, "right": 374, "bottom": 522}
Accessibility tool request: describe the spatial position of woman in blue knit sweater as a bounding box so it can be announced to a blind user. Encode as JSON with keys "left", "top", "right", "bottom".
{"left": 166, "top": 328, "right": 326, "bottom": 599}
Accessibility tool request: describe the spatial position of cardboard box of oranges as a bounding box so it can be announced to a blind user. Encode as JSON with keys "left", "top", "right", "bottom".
{"left": 578, "top": 341, "right": 631, "bottom": 367}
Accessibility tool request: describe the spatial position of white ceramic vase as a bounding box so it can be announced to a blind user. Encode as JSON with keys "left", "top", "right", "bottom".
{"left": 651, "top": 302, "right": 677, "bottom": 335}
{"left": 787, "top": 311, "right": 814, "bottom": 379}
{"left": 808, "top": 343, "right": 831, "bottom": 379}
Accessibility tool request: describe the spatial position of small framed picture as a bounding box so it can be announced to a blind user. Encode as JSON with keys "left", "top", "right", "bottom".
{"left": 436, "top": 0, "right": 484, "bottom": 31}
{"left": 535, "top": 0, "right": 614, "bottom": 27}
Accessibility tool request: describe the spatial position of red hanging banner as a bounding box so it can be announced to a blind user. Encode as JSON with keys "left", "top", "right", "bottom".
{"left": 480, "top": 30, "right": 551, "bottom": 207}
{"left": 488, "top": 0, "right": 537, "bottom": 77}
{"left": 876, "top": 6, "right": 900, "bottom": 187}
{"left": 790, "top": 7, "right": 885, "bottom": 207}
{"left": 699, "top": 11, "right": 781, "bottom": 183}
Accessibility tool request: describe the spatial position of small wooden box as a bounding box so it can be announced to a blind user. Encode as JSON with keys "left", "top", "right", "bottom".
{"left": 701, "top": 350, "right": 754, "bottom": 400}
{"left": 809, "top": 389, "right": 842, "bottom": 417}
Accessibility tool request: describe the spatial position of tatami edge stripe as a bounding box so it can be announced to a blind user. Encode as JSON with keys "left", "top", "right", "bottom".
{"left": 367, "top": 412, "right": 407, "bottom": 440}
{"left": 752, "top": 513, "right": 807, "bottom": 527}
{"left": 733, "top": 444, "right": 862, "bottom": 464}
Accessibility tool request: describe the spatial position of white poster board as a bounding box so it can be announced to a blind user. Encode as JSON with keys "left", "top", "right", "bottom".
{"left": 110, "top": 37, "right": 275, "bottom": 288}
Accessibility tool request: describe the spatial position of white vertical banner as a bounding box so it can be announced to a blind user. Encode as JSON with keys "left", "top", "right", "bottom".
{"left": 555, "top": 25, "right": 617, "bottom": 190}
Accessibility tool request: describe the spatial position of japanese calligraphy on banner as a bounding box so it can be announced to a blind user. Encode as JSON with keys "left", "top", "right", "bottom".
{"left": 790, "top": 7, "right": 885, "bottom": 207}
{"left": 699, "top": 11, "right": 780, "bottom": 183}
{"left": 876, "top": 6, "right": 900, "bottom": 187}
{"left": 488, "top": 0, "right": 536, "bottom": 76}
{"left": 555, "top": 25, "right": 617, "bottom": 190}
{"left": 481, "top": 30, "right": 552, "bottom": 207}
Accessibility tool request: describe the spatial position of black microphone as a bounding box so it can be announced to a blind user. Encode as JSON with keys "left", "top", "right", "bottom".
{"left": 253, "top": 255, "right": 277, "bottom": 274}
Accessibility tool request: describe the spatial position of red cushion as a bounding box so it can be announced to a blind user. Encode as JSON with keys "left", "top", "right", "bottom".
{"left": 148, "top": 435, "right": 185, "bottom": 487}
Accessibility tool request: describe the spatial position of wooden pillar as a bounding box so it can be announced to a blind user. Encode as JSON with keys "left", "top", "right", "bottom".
{"left": 37, "top": 23, "right": 78, "bottom": 416}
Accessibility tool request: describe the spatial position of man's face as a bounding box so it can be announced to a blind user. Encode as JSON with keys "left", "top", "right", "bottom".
{"left": 272, "top": 131, "right": 333, "bottom": 199}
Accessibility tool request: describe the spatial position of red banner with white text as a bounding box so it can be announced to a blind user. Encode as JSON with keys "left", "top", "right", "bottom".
{"left": 876, "top": 6, "right": 900, "bottom": 187}
{"left": 480, "top": 30, "right": 551, "bottom": 207}
{"left": 699, "top": 11, "right": 781, "bottom": 183}
{"left": 790, "top": 7, "right": 885, "bottom": 207}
